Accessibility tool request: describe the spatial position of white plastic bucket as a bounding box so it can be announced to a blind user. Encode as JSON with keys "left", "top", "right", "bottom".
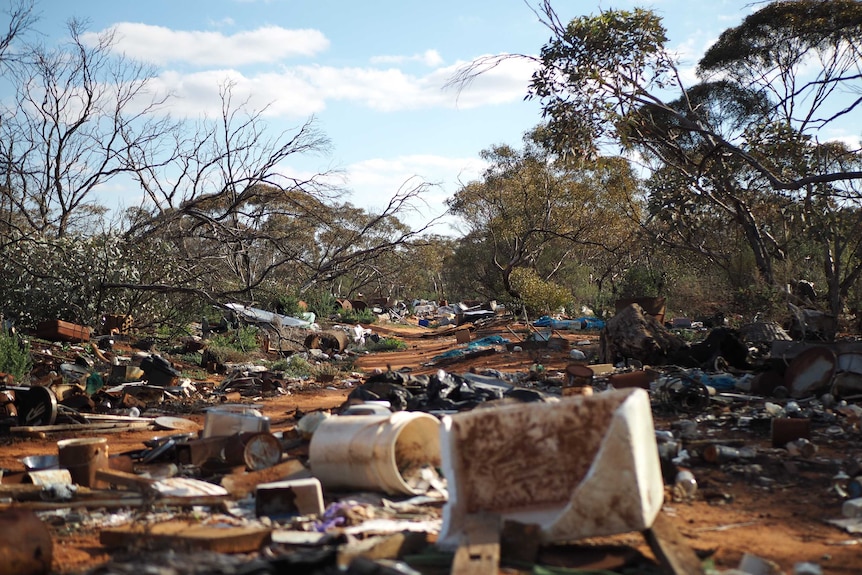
{"left": 309, "top": 411, "right": 441, "bottom": 495}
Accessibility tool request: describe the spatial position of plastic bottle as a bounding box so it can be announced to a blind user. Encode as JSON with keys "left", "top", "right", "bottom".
{"left": 673, "top": 469, "right": 698, "bottom": 502}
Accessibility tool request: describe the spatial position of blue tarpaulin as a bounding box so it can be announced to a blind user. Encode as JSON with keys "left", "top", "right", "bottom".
{"left": 430, "top": 335, "right": 509, "bottom": 363}
{"left": 533, "top": 316, "right": 606, "bottom": 331}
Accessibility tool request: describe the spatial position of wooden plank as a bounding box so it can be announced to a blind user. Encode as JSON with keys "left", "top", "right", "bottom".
{"left": 220, "top": 458, "right": 307, "bottom": 498}
{"left": 10, "top": 421, "right": 152, "bottom": 434}
{"left": 95, "top": 469, "right": 156, "bottom": 492}
{"left": 1, "top": 494, "right": 228, "bottom": 511}
{"left": 100, "top": 519, "right": 271, "bottom": 553}
{"left": 643, "top": 512, "right": 704, "bottom": 575}
{"left": 451, "top": 513, "right": 500, "bottom": 575}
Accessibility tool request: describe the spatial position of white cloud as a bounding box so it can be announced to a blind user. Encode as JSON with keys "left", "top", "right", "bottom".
{"left": 137, "top": 54, "right": 532, "bottom": 120}
{"left": 276, "top": 154, "right": 486, "bottom": 232}
{"left": 295, "top": 55, "right": 537, "bottom": 112}
{"left": 343, "top": 154, "right": 487, "bottom": 230}
{"left": 85, "top": 23, "right": 329, "bottom": 67}
{"left": 439, "top": 56, "right": 539, "bottom": 108}
{"left": 823, "top": 133, "right": 862, "bottom": 150}
{"left": 208, "top": 17, "right": 236, "bottom": 28}
{"left": 146, "top": 69, "right": 326, "bottom": 119}
{"left": 371, "top": 49, "right": 445, "bottom": 67}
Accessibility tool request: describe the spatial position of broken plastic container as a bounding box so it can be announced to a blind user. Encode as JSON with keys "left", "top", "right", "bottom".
{"left": 309, "top": 411, "right": 441, "bottom": 496}
{"left": 437, "top": 387, "right": 663, "bottom": 547}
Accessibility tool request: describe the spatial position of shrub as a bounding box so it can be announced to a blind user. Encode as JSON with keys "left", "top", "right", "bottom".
{"left": 273, "top": 355, "right": 313, "bottom": 378}
{"left": 364, "top": 336, "right": 408, "bottom": 352}
{"left": 271, "top": 293, "right": 304, "bottom": 317}
{"left": 0, "top": 233, "right": 186, "bottom": 328}
{"left": 203, "top": 344, "right": 248, "bottom": 365}
{"left": 209, "top": 326, "right": 260, "bottom": 353}
{"left": 0, "top": 329, "right": 32, "bottom": 383}
{"left": 302, "top": 289, "right": 338, "bottom": 319}
{"left": 311, "top": 362, "right": 342, "bottom": 382}
{"left": 338, "top": 308, "right": 377, "bottom": 325}
{"left": 509, "top": 268, "right": 571, "bottom": 317}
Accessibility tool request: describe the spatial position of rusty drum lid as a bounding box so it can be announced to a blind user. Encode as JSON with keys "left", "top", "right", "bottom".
{"left": 243, "top": 433, "right": 282, "bottom": 471}
{"left": 785, "top": 347, "right": 837, "bottom": 398}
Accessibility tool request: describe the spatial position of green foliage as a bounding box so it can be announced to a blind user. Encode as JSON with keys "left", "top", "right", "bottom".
{"left": 338, "top": 308, "right": 377, "bottom": 325}
{"left": 698, "top": 0, "right": 862, "bottom": 75}
{"left": 618, "top": 264, "right": 665, "bottom": 298}
{"left": 529, "top": 7, "right": 672, "bottom": 159}
{"left": 731, "top": 280, "right": 785, "bottom": 322}
{"left": 175, "top": 352, "right": 204, "bottom": 366}
{"left": 209, "top": 326, "right": 260, "bottom": 353}
{"left": 364, "top": 336, "right": 408, "bottom": 352}
{"left": 0, "top": 233, "right": 186, "bottom": 328}
{"left": 311, "top": 362, "right": 342, "bottom": 382}
{"left": 270, "top": 292, "right": 304, "bottom": 318}
{"left": 203, "top": 345, "right": 248, "bottom": 365}
{"left": 0, "top": 329, "right": 31, "bottom": 383}
{"left": 156, "top": 322, "right": 192, "bottom": 341}
{"left": 272, "top": 355, "right": 313, "bottom": 378}
{"left": 509, "top": 268, "right": 571, "bottom": 316}
{"left": 302, "top": 289, "right": 338, "bottom": 319}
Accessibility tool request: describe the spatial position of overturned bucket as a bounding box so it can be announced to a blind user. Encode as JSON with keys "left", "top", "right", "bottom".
{"left": 309, "top": 411, "right": 441, "bottom": 495}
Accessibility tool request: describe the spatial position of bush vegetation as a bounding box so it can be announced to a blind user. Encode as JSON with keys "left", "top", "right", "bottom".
{"left": 0, "top": 329, "right": 32, "bottom": 383}
{"left": 338, "top": 309, "right": 377, "bottom": 325}
{"left": 365, "top": 336, "right": 408, "bottom": 352}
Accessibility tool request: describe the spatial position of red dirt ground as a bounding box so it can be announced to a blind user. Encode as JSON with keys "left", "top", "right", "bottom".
{"left": 1, "top": 321, "right": 860, "bottom": 574}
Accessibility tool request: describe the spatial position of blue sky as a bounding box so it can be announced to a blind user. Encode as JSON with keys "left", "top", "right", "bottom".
{"left": 19, "top": 1, "right": 785, "bottom": 232}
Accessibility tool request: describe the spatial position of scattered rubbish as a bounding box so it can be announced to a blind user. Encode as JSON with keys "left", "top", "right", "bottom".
{"left": 842, "top": 498, "right": 862, "bottom": 519}
{"left": 786, "top": 437, "right": 818, "bottom": 458}
{"left": 295, "top": 410, "right": 331, "bottom": 439}
{"left": 256, "top": 477, "right": 325, "bottom": 517}
{"left": 784, "top": 347, "right": 837, "bottom": 398}
{"left": 225, "top": 302, "right": 314, "bottom": 328}
{"left": 738, "top": 553, "right": 782, "bottom": 575}
{"left": 20, "top": 454, "right": 59, "bottom": 472}
{"left": 35, "top": 320, "right": 91, "bottom": 343}
{"left": 100, "top": 518, "right": 270, "bottom": 553}
{"left": 771, "top": 417, "right": 811, "bottom": 448}
{"left": 154, "top": 415, "right": 200, "bottom": 432}
{"left": 25, "top": 469, "right": 72, "bottom": 486}
{"left": 203, "top": 405, "right": 270, "bottom": 438}
{"left": 56, "top": 437, "right": 108, "bottom": 488}
{"left": 673, "top": 469, "right": 698, "bottom": 502}
{"left": 223, "top": 431, "right": 282, "bottom": 470}
{"left": 6, "top": 300, "right": 862, "bottom": 574}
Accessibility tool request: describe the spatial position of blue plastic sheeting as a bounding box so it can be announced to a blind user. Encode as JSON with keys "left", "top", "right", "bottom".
{"left": 467, "top": 335, "right": 509, "bottom": 349}
{"left": 685, "top": 369, "right": 739, "bottom": 391}
{"left": 430, "top": 335, "right": 509, "bottom": 362}
{"left": 533, "top": 316, "right": 606, "bottom": 330}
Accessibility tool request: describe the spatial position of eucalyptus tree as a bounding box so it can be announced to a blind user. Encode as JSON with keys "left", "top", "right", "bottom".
{"left": 447, "top": 130, "right": 641, "bottom": 302}
{"left": 456, "top": 0, "right": 862, "bottom": 322}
